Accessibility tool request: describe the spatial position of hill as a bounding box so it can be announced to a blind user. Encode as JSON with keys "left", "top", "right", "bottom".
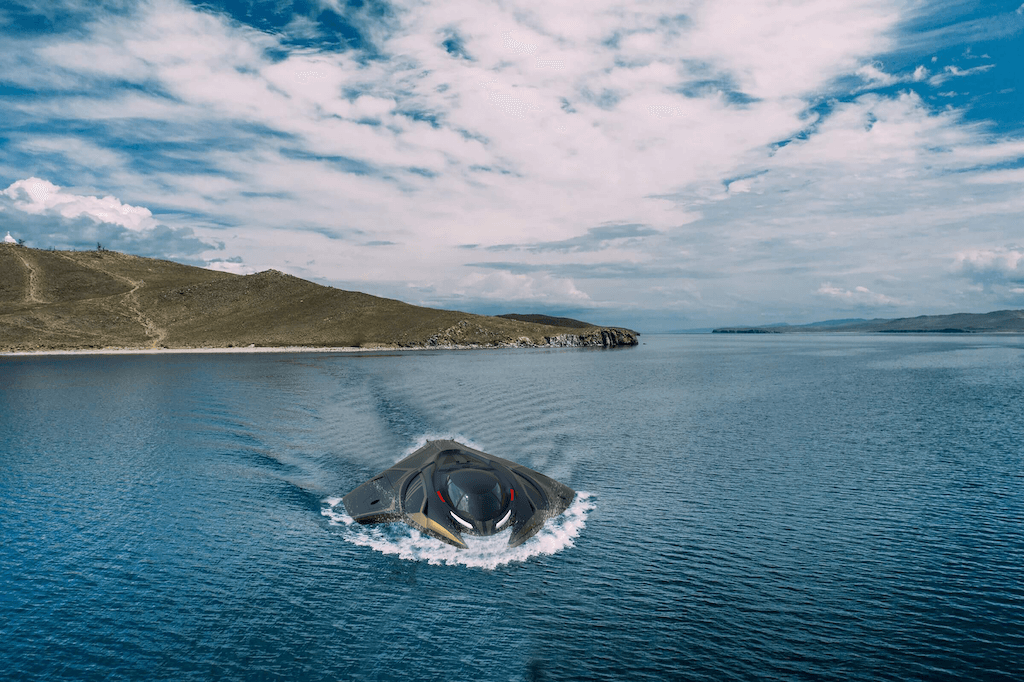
{"left": 713, "top": 310, "right": 1024, "bottom": 334}
{"left": 497, "top": 313, "right": 598, "bottom": 328}
{"left": 0, "top": 244, "right": 638, "bottom": 352}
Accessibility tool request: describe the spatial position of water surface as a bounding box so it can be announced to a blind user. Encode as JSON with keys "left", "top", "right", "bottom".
{"left": 2, "top": 335, "right": 1022, "bottom": 680}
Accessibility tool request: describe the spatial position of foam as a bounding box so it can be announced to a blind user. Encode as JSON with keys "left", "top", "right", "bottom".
{"left": 396, "top": 432, "right": 486, "bottom": 462}
{"left": 321, "top": 492, "right": 594, "bottom": 570}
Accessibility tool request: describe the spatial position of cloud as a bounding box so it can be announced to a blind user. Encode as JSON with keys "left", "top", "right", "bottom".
{"left": 680, "top": 0, "right": 901, "bottom": 100}
{"left": 1, "top": 0, "right": 1022, "bottom": 328}
{"left": 964, "top": 168, "right": 1024, "bottom": 184}
{"left": 928, "top": 63, "right": 996, "bottom": 87}
{"left": 0, "top": 176, "right": 216, "bottom": 257}
{"left": 817, "top": 283, "right": 901, "bottom": 306}
{"left": 487, "top": 223, "right": 661, "bottom": 253}
{"left": 853, "top": 58, "right": 998, "bottom": 94}
{"left": 856, "top": 63, "right": 902, "bottom": 87}
{"left": 726, "top": 178, "right": 753, "bottom": 193}
{"left": 452, "top": 271, "right": 591, "bottom": 305}
{"left": 205, "top": 256, "right": 256, "bottom": 274}
{"left": 899, "top": 4, "right": 1024, "bottom": 51}
{"left": 760, "top": 91, "right": 1024, "bottom": 178}
{"left": 954, "top": 247, "right": 1024, "bottom": 285}
{"left": 0, "top": 207, "right": 214, "bottom": 259}
{"left": 478, "top": 78, "right": 544, "bottom": 119}
{"left": 952, "top": 247, "right": 1024, "bottom": 305}
{"left": 855, "top": 62, "right": 931, "bottom": 89}
{"left": 501, "top": 29, "right": 538, "bottom": 56}
{"left": 3, "top": 0, "right": 901, "bottom": 267}
{"left": 2, "top": 177, "right": 153, "bottom": 230}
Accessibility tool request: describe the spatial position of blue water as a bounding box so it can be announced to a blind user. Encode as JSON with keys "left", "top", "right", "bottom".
{"left": 2, "top": 335, "right": 1023, "bottom": 681}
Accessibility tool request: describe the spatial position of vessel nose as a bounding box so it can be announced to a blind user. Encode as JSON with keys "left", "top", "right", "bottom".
{"left": 474, "top": 517, "right": 498, "bottom": 536}
{"left": 446, "top": 470, "right": 506, "bottom": 523}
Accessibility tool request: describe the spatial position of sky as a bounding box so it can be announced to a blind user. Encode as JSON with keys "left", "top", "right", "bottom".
{"left": 1, "top": 0, "right": 1022, "bottom": 331}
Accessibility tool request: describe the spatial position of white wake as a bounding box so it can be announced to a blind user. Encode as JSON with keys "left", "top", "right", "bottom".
{"left": 321, "top": 492, "right": 594, "bottom": 570}
{"left": 394, "top": 431, "right": 486, "bottom": 462}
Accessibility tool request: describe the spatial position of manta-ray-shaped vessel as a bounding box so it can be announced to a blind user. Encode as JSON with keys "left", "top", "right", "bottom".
{"left": 342, "top": 440, "right": 575, "bottom": 548}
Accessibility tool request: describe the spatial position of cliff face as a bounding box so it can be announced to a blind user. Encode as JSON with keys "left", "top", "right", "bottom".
{"left": 544, "top": 328, "right": 638, "bottom": 347}
{"left": 0, "top": 245, "right": 639, "bottom": 352}
{"left": 416, "top": 318, "right": 638, "bottom": 349}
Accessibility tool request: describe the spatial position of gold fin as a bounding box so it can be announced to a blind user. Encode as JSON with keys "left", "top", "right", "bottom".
{"left": 408, "top": 512, "right": 467, "bottom": 548}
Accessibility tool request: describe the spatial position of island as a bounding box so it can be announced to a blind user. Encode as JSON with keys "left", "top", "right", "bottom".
{"left": 0, "top": 244, "right": 638, "bottom": 353}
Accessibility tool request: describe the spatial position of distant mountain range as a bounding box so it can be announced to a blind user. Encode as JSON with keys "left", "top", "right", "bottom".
{"left": 0, "top": 244, "right": 637, "bottom": 352}
{"left": 713, "top": 310, "right": 1024, "bottom": 334}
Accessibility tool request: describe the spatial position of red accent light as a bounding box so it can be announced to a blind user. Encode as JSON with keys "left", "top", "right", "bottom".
{"left": 437, "top": 490, "right": 445, "bottom": 504}
{"left": 510, "top": 488, "right": 514, "bottom": 501}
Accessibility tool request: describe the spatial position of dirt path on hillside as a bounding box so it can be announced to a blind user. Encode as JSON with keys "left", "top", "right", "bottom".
{"left": 54, "top": 253, "right": 169, "bottom": 348}
{"left": 16, "top": 252, "right": 45, "bottom": 304}
{"left": 123, "top": 280, "right": 169, "bottom": 348}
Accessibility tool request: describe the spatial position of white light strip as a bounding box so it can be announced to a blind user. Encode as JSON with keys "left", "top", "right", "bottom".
{"left": 495, "top": 510, "right": 511, "bottom": 529}
{"left": 450, "top": 511, "right": 473, "bottom": 529}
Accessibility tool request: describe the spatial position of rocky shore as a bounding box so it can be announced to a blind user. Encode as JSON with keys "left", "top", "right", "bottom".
{"left": 419, "top": 318, "right": 637, "bottom": 349}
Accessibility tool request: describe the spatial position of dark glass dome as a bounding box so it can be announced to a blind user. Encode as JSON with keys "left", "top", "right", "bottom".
{"left": 446, "top": 470, "right": 504, "bottom": 520}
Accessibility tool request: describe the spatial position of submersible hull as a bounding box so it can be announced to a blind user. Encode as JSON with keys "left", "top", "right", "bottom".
{"left": 342, "top": 440, "right": 575, "bottom": 548}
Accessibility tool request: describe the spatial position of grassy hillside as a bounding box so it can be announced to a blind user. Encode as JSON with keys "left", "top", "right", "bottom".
{"left": 497, "top": 313, "right": 597, "bottom": 328}
{"left": 0, "top": 244, "right": 638, "bottom": 352}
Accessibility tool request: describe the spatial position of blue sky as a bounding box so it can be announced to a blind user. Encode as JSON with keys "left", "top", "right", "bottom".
{"left": 1, "top": 0, "right": 1022, "bottom": 331}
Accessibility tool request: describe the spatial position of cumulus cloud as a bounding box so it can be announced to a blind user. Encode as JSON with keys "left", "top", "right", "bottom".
{"left": 0, "top": 176, "right": 216, "bottom": 258}
{"left": 2, "top": 177, "right": 152, "bottom": 230}
{"left": 951, "top": 247, "right": 1024, "bottom": 305}
{"left": 0, "top": 207, "right": 214, "bottom": 259}
{"left": 954, "top": 248, "right": 1024, "bottom": 284}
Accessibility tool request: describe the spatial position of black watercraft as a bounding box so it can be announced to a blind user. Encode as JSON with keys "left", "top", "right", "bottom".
{"left": 342, "top": 440, "right": 575, "bottom": 548}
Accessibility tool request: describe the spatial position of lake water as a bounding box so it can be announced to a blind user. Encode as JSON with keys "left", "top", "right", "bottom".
{"left": 2, "top": 334, "right": 1022, "bottom": 681}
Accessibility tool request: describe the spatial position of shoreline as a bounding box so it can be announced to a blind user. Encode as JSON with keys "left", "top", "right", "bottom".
{"left": 0, "top": 342, "right": 599, "bottom": 357}
{"left": 2, "top": 346, "right": 380, "bottom": 357}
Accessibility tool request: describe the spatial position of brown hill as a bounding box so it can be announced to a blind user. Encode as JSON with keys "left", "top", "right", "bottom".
{"left": 497, "top": 313, "right": 598, "bottom": 329}
{"left": 0, "top": 244, "right": 638, "bottom": 352}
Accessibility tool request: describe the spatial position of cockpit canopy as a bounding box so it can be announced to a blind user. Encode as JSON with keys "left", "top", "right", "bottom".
{"left": 446, "top": 470, "right": 505, "bottom": 520}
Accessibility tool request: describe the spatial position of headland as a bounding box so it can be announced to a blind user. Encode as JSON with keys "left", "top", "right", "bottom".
{"left": 0, "top": 244, "right": 638, "bottom": 354}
